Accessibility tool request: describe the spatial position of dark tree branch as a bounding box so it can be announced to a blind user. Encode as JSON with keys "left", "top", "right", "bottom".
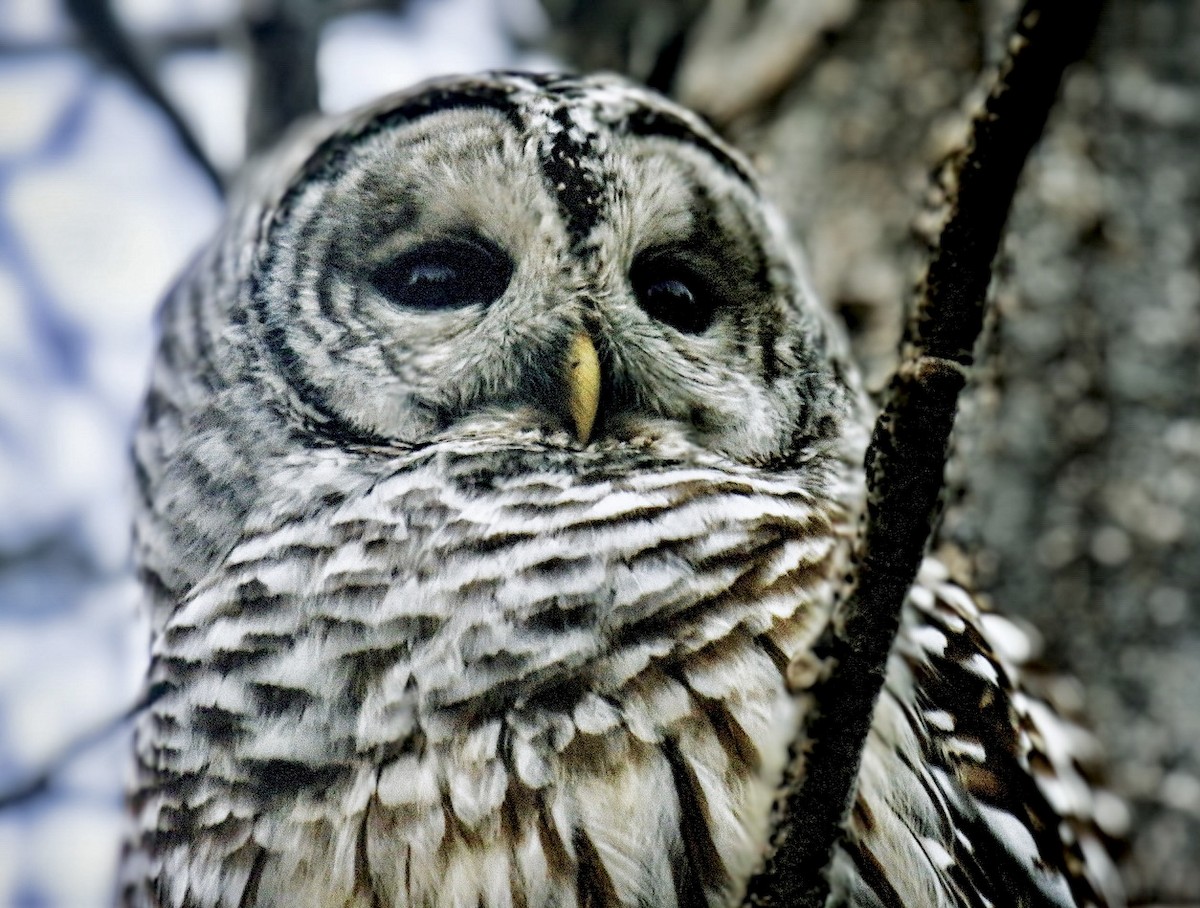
{"left": 62, "top": 0, "right": 225, "bottom": 195}
{"left": 0, "top": 684, "right": 164, "bottom": 811}
{"left": 241, "top": 0, "right": 322, "bottom": 154}
{"left": 742, "top": 2, "right": 1102, "bottom": 906}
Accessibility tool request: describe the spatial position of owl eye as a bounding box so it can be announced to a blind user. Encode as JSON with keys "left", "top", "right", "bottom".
{"left": 369, "top": 237, "right": 512, "bottom": 311}
{"left": 631, "top": 254, "right": 719, "bottom": 334}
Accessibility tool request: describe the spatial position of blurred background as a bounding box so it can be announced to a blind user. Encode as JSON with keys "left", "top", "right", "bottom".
{"left": 0, "top": 0, "right": 1196, "bottom": 904}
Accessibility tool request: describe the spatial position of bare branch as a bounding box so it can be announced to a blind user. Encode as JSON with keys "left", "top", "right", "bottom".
{"left": 742, "top": 2, "right": 1102, "bottom": 905}
{"left": 62, "top": 0, "right": 225, "bottom": 194}
{"left": 0, "top": 684, "right": 164, "bottom": 811}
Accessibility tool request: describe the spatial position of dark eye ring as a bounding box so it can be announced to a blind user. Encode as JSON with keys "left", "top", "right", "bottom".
{"left": 369, "top": 235, "right": 512, "bottom": 312}
{"left": 630, "top": 252, "right": 721, "bottom": 335}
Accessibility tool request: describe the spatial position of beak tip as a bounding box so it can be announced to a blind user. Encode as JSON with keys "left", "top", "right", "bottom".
{"left": 567, "top": 332, "right": 601, "bottom": 444}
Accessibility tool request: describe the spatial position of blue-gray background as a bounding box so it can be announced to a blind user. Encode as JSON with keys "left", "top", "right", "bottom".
{"left": 0, "top": 1, "right": 550, "bottom": 902}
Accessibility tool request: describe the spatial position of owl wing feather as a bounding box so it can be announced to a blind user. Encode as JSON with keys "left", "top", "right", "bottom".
{"left": 831, "top": 559, "right": 1124, "bottom": 908}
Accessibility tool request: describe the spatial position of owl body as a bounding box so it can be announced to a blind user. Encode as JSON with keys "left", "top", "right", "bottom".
{"left": 124, "top": 73, "right": 1120, "bottom": 908}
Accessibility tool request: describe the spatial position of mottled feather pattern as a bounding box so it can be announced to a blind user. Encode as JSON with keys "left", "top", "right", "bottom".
{"left": 123, "top": 71, "right": 1122, "bottom": 907}
{"left": 834, "top": 561, "right": 1124, "bottom": 908}
{"left": 127, "top": 440, "right": 855, "bottom": 908}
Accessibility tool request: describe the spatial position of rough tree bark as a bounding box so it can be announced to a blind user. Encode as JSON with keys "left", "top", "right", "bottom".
{"left": 951, "top": 4, "right": 1200, "bottom": 899}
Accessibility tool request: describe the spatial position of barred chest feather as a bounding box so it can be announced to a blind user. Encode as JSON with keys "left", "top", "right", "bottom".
{"left": 125, "top": 441, "right": 851, "bottom": 908}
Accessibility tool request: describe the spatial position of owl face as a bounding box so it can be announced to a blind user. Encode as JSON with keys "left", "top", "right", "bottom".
{"left": 246, "top": 72, "right": 854, "bottom": 468}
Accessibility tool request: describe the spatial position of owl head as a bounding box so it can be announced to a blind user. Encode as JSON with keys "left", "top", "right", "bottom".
{"left": 139, "top": 72, "right": 866, "bottom": 598}
{"left": 223, "top": 71, "right": 863, "bottom": 456}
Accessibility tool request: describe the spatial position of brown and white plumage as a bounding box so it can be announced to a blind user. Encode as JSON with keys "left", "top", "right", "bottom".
{"left": 122, "top": 72, "right": 1121, "bottom": 908}
{"left": 834, "top": 560, "right": 1124, "bottom": 908}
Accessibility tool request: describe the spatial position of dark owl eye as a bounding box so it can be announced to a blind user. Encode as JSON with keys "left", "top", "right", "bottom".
{"left": 630, "top": 253, "right": 720, "bottom": 334}
{"left": 369, "top": 236, "right": 512, "bottom": 311}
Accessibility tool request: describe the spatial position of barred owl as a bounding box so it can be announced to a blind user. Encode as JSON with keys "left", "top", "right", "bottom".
{"left": 122, "top": 72, "right": 1122, "bottom": 908}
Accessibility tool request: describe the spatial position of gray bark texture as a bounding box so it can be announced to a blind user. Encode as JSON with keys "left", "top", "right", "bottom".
{"left": 545, "top": 0, "right": 1200, "bottom": 902}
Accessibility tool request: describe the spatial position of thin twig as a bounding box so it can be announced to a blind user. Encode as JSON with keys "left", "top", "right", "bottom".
{"left": 0, "top": 684, "right": 164, "bottom": 811}
{"left": 62, "top": 0, "right": 225, "bottom": 194}
{"left": 742, "top": 2, "right": 1102, "bottom": 905}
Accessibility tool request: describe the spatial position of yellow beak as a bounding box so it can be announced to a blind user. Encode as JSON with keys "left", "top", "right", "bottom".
{"left": 566, "top": 331, "right": 600, "bottom": 444}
